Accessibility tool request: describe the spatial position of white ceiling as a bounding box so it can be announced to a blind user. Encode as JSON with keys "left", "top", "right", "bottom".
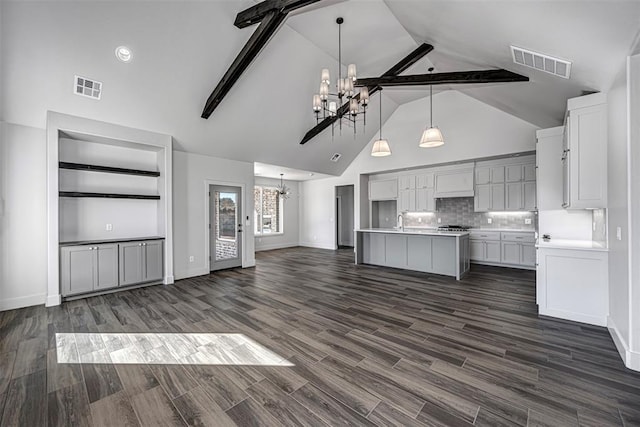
{"left": 254, "top": 162, "right": 332, "bottom": 181}
{"left": 2, "top": 0, "right": 639, "bottom": 176}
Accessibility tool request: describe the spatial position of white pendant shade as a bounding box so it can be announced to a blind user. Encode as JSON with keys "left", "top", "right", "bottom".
{"left": 371, "top": 139, "right": 391, "bottom": 157}
{"left": 419, "top": 126, "right": 445, "bottom": 148}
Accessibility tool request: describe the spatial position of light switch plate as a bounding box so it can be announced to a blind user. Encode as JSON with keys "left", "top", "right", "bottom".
{"left": 617, "top": 227, "right": 622, "bottom": 241}
{"left": 487, "top": 218, "right": 492, "bottom": 224}
{"left": 437, "top": 218, "right": 442, "bottom": 223}
{"left": 105, "top": 223, "right": 113, "bottom": 231}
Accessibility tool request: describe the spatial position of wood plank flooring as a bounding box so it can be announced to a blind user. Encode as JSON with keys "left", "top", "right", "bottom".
{"left": 1, "top": 247, "right": 640, "bottom": 426}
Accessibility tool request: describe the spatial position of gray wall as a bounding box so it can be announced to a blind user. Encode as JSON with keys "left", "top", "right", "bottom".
{"left": 337, "top": 185, "right": 354, "bottom": 246}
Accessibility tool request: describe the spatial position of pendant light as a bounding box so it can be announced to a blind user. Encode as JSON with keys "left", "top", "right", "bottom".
{"left": 419, "top": 67, "right": 445, "bottom": 148}
{"left": 371, "top": 88, "right": 391, "bottom": 157}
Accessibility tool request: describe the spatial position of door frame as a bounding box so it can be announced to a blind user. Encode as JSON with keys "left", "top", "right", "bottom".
{"left": 203, "top": 179, "right": 247, "bottom": 270}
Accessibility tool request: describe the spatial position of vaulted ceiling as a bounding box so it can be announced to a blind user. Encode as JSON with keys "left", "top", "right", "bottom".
{"left": 1, "top": 0, "right": 639, "bottom": 176}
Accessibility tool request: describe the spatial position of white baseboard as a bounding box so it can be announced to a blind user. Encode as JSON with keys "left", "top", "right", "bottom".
{"left": 163, "top": 275, "right": 175, "bottom": 285}
{"left": 255, "top": 242, "right": 298, "bottom": 252}
{"left": 46, "top": 293, "right": 62, "bottom": 307}
{"left": 0, "top": 293, "right": 47, "bottom": 311}
{"left": 608, "top": 316, "right": 640, "bottom": 371}
{"left": 538, "top": 307, "right": 607, "bottom": 327}
{"left": 299, "top": 241, "right": 336, "bottom": 250}
{"left": 174, "top": 267, "right": 209, "bottom": 281}
{"left": 244, "top": 258, "right": 256, "bottom": 268}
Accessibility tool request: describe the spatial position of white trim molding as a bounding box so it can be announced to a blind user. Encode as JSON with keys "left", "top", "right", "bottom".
{"left": 608, "top": 316, "right": 640, "bottom": 371}
{"left": 1, "top": 294, "right": 47, "bottom": 311}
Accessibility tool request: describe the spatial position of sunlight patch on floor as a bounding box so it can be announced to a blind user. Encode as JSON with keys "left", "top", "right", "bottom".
{"left": 55, "top": 332, "right": 293, "bottom": 366}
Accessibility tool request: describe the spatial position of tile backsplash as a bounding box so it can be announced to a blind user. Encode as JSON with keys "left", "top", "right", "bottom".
{"left": 592, "top": 208, "right": 607, "bottom": 245}
{"left": 402, "top": 197, "right": 537, "bottom": 230}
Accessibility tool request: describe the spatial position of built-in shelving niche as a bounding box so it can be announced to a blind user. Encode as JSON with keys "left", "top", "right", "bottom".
{"left": 58, "top": 132, "right": 166, "bottom": 243}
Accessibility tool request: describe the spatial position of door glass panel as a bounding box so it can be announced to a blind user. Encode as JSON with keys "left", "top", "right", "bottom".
{"left": 215, "top": 191, "right": 237, "bottom": 260}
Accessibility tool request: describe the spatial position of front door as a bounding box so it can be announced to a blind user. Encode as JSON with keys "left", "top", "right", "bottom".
{"left": 210, "top": 185, "right": 243, "bottom": 271}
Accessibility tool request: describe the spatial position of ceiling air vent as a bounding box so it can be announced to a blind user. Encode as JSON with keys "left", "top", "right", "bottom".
{"left": 330, "top": 153, "right": 342, "bottom": 162}
{"left": 510, "top": 46, "right": 571, "bottom": 79}
{"left": 74, "top": 75, "right": 102, "bottom": 99}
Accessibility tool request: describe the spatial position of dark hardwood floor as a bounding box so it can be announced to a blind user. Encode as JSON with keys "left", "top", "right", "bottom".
{"left": 1, "top": 247, "right": 640, "bottom": 426}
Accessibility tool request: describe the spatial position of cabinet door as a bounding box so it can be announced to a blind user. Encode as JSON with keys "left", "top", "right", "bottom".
{"left": 520, "top": 244, "right": 536, "bottom": 267}
{"left": 416, "top": 188, "right": 435, "bottom": 212}
{"left": 470, "top": 240, "right": 485, "bottom": 261}
{"left": 416, "top": 173, "right": 434, "bottom": 189}
{"left": 475, "top": 167, "right": 491, "bottom": 185}
{"left": 491, "top": 166, "right": 505, "bottom": 183}
{"left": 474, "top": 184, "right": 492, "bottom": 212}
{"left": 119, "top": 242, "right": 143, "bottom": 286}
{"left": 562, "top": 119, "right": 571, "bottom": 207}
{"left": 407, "top": 236, "right": 432, "bottom": 272}
{"left": 369, "top": 179, "right": 398, "bottom": 200}
{"left": 506, "top": 165, "right": 523, "bottom": 182}
{"left": 367, "top": 234, "right": 386, "bottom": 265}
{"left": 523, "top": 181, "right": 537, "bottom": 211}
{"left": 501, "top": 242, "right": 521, "bottom": 264}
{"left": 398, "top": 175, "right": 411, "bottom": 190}
{"left": 399, "top": 189, "right": 413, "bottom": 212}
{"left": 385, "top": 234, "right": 408, "bottom": 269}
{"left": 485, "top": 241, "right": 501, "bottom": 262}
{"left": 523, "top": 163, "right": 536, "bottom": 181}
{"left": 143, "top": 240, "right": 164, "bottom": 282}
{"left": 61, "top": 246, "right": 96, "bottom": 296}
{"left": 491, "top": 184, "right": 505, "bottom": 211}
{"left": 96, "top": 244, "right": 118, "bottom": 290}
{"left": 506, "top": 183, "right": 523, "bottom": 210}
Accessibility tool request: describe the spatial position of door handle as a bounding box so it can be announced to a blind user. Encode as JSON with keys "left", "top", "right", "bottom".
{"left": 237, "top": 224, "right": 243, "bottom": 233}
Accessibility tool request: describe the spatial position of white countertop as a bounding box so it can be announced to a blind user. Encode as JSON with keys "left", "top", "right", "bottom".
{"left": 357, "top": 228, "right": 469, "bottom": 237}
{"left": 401, "top": 226, "right": 535, "bottom": 233}
{"left": 536, "top": 239, "right": 608, "bottom": 252}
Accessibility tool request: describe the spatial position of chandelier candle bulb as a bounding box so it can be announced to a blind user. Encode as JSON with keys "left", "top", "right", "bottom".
{"left": 360, "top": 87, "right": 369, "bottom": 105}
{"left": 345, "top": 78, "right": 354, "bottom": 97}
{"left": 349, "top": 98, "right": 359, "bottom": 116}
{"left": 348, "top": 64, "right": 357, "bottom": 81}
{"left": 329, "top": 101, "right": 337, "bottom": 116}
{"left": 313, "top": 95, "right": 322, "bottom": 112}
{"left": 319, "top": 82, "right": 329, "bottom": 101}
{"left": 321, "top": 68, "right": 330, "bottom": 85}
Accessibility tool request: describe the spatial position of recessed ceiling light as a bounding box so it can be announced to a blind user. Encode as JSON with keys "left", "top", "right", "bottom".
{"left": 115, "top": 46, "right": 132, "bottom": 63}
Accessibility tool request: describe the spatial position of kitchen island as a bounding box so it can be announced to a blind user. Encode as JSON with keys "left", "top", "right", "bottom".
{"left": 355, "top": 228, "right": 470, "bottom": 280}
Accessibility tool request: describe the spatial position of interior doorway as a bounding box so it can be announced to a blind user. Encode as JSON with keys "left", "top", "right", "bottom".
{"left": 209, "top": 185, "right": 243, "bottom": 271}
{"left": 336, "top": 185, "right": 355, "bottom": 248}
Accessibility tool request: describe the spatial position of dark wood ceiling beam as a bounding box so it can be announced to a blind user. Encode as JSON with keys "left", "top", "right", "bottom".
{"left": 201, "top": 10, "right": 287, "bottom": 119}
{"left": 356, "top": 69, "right": 529, "bottom": 88}
{"left": 234, "top": 0, "right": 323, "bottom": 28}
{"left": 202, "top": 0, "right": 325, "bottom": 119}
{"left": 299, "top": 43, "right": 433, "bottom": 145}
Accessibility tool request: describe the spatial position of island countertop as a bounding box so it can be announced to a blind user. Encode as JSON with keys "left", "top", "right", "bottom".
{"left": 356, "top": 228, "right": 470, "bottom": 237}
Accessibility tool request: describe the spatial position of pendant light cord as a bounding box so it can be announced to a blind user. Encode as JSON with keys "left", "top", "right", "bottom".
{"left": 428, "top": 67, "right": 434, "bottom": 127}
{"left": 338, "top": 21, "right": 342, "bottom": 84}
{"left": 379, "top": 88, "right": 383, "bottom": 139}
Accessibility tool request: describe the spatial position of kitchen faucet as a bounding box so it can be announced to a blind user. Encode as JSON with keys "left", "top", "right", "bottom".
{"left": 397, "top": 214, "right": 404, "bottom": 232}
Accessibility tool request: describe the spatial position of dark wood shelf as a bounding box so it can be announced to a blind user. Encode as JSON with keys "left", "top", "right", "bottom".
{"left": 59, "top": 162, "right": 160, "bottom": 177}
{"left": 59, "top": 192, "right": 160, "bottom": 200}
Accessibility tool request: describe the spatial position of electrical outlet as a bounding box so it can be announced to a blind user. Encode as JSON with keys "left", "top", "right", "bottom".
{"left": 105, "top": 223, "right": 113, "bottom": 231}
{"left": 617, "top": 227, "right": 622, "bottom": 241}
{"left": 313, "top": 235, "right": 317, "bottom": 241}
{"left": 418, "top": 218, "right": 422, "bottom": 223}
{"left": 487, "top": 218, "right": 492, "bottom": 224}
{"left": 189, "top": 256, "right": 194, "bottom": 262}
{"left": 437, "top": 218, "right": 442, "bottom": 224}
{"left": 525, "top": 218, "right": 532, "bottom": 225}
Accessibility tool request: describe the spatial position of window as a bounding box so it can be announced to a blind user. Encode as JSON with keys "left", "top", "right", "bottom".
{"left": 254, "top": 186, "right": 284, "bottom": 235}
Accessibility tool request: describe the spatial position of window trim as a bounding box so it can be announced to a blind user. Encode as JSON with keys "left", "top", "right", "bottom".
{"left": 254, "top": 185, "right": 284, "bottom": 236}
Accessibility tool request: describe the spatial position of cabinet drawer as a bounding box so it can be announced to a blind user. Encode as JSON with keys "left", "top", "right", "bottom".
{"left": 501, "top": 232, "right": 535, "bottom": 243}
{"left": 469, "top": 231, "right": 501, "bottom": 241}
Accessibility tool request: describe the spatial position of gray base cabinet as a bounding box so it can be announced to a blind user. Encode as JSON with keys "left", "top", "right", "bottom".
{"left": 469, "top": 231, "right": 535, "bottom": 269}
{"left": 119, "top": 240, "right": 164, "bottom": 286}
{"left": 357, "top": 231, "right": 470, "bottom": 280}
{"left": 61, "top": 244, "right": 118, "bottom": 296}
{"left": 61, "top": 239, "right": 164, "bottom": 297}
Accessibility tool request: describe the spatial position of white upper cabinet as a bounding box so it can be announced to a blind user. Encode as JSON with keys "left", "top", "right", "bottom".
{"left": 369, "top": 178, "right": 398, "bottom": 201}
{"left": 433, "top": 165, "right": 474, "bottom": 198}
{"left": 563, "top": 93, "right": 608, "bottom": 209}
{"left": 474, "top": 157, "right": 534, "bottom": 212}
{"left": 397, "top": 172, "right": 434, "bottom": 212}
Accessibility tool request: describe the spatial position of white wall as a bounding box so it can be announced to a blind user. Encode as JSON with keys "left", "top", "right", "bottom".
{"left": 300, "top": 90, "right": 539, "bottom": 250}
{"left": 629, "top": 54, "right": 640, "bottom": 363}
{"left": 173, "top": 151, "right": 255, "bottom": 280}
{"left": 254, "top": 177, "right": 299, "bottom": 252}
{"left": 0, "top": 122, "right": 48, "bottom": 310}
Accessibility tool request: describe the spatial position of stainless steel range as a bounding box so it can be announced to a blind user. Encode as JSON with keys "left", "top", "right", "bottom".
{"left": 437, "top": 225, "right": 471, "bottom": 232}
